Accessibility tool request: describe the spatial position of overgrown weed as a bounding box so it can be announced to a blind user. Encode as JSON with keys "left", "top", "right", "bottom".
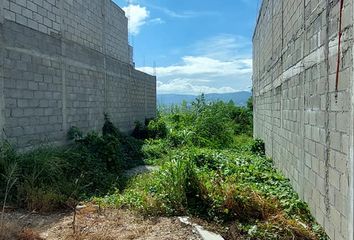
{"left": 0, "top": 114, "right": 144, "bottom": 212}
{"left": 95, "top": 96, "right": 328, "bottom": 239}
{"left": 0, "top": 96, "right": 329, "bottom": 239}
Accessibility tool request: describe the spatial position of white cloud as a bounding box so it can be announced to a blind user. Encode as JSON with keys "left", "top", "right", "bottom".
{"left": 123, "top": 4, "right": 149, "bottom": 35}
{"left": 150, "top": 5, "right": 218, "bottom": 18}
{"left": 157, "top": 79, "right": 237, "bottom": 95}
{"left": 149, "top": 18, "right": 165, "bottom": 25}
{"left": 139, "top": 56, "right": 251, "bottom": 78}
{"left": 138, "top": 35, "right": 253, "bottom": 95}
{"left": 194, "top": 34, "right": 252, "bottom": 60}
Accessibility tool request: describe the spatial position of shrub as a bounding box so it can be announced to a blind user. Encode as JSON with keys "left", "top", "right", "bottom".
{"left": 147, "top": 118, "right": 168, "bottom": 139}
{"left": 67, "top": 126, "right": 83, "bottom": 141}
{"left": 231, "top": 107, "right": 253, "bottom": 135}
{"left": 250, "top": 138, "right": 266, "bottom": 156}
{"left": 160, "top": 97, "right": 253, "bottom": 148}
{"left": 102, "top": 113, "right": 122, "bottom": 139}
{"left": 61, "top": 144, "right": 118, "bottom": 197}
{"left": 167, "top": 129, "right": 194, "bottom": 147}
{"left": 234, "top": 135, "right": 255, "bottom": 150}
{"left": 193, "top": 107, "right": 234, "bottom": 148}
{"left": 131, "top": 121, "right": 148, "bottom": 140}
{"left": 79, "top": 132, "right": 124, "bottom": 172}
{"left": 120, "top": 136, "right": 144, "bottom": 169}
{"left": 189, "top": 148, "right": 222, "bottom": 170}
{"left": 142, "top": 139, "right": 168, "bottom": 162}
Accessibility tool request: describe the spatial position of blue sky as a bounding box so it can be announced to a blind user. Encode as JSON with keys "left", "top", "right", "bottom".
{"left": 113, "top": 0, "right": 260, "bottom": 95}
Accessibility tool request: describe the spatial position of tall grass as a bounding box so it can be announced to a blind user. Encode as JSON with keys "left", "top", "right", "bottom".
{"left": 0, "top": 143, "right": 18, "bottom": 233}
{"left": 0, "top": 115, "right": 145, "bottom": 212}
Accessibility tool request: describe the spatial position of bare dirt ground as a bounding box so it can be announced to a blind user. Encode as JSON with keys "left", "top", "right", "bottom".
{"left": 2, "top": 207, "right": 201, "bottom": 240}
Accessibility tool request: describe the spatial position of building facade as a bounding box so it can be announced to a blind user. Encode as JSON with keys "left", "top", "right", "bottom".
{"left": 0, "top": 0, "right": 156, "bottom": 148}
{"left": 253, "top": 0, "right": 353, "bottom": 239}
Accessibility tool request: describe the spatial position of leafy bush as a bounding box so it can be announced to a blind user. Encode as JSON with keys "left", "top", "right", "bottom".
{"left": 132, "top": 117, "right": 168, "bottom": 141}
{"left": 167, "top": 129, "right": 194, "bottom": 147}
{"left": 147, "top": 118, "right": 168, "bottom": 139}
{"left": 157, "top": 96, "right": 254, "bottom": 149}
{"left": 102, "top": 113, "right": 122, "bottom": 139}
{"left": 188, "top": 148, "right": 222, "bottom": 170}
{"left": 250, "top": 138, "right": 266, "bottom": 156}
{"left": 77, "top": 117, "right": 144, "bottom": 170}
{"left": 120, "top": 136, "right": 144, "bottom": 168}
{"left": 61, "top": 144, "right": 119, "bottom": 197}
{"left": 78, "top": 132, "right": 124, "bottom": 172}
{"left": 132, "top": 121, "right": 149, "bottom": 140}
{"left": 192, "top": 108, "right": 234, "bottom": 148}
{"left": 231, "top": 106, "right": 253, "bottom": 135}
{"left": 67, "top": 126, "right": 83, "bottom": 141}
{"left": 142, "top": 139, "right": 169, "bottom": 163}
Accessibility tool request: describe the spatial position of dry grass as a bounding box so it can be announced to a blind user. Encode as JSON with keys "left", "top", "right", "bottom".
{"left": 217, "top": 184, "right": 279, "bottom": 222}
{"left": 18, "top": 228, "right": 43, "bottom": 240}
{"left": 0, "top": 222, "right": 42, "bottom": 240}
{"left": 262, "top": 214, "right": 317, "bottom": 240}
{"left": 3, "top": 207, "right": 200, "bottom": 240}
{"left": 0, "top": 221, "right": 21, "bottom": 240}
{"left": 217, "top": 185, "right": 318, "bottom": 240}
{"left": 223, "top": 213, "right": 317, "bottom": 240}
{"left": 65, "top": 207, "right": 199, "bottom": 240}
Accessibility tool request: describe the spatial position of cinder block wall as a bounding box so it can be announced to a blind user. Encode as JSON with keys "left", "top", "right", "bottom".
{"left": 0, "top": 0, "right": 156, "bottom": 148}
{"left": 253, "top": 1, "right": 353, "bottom": 239}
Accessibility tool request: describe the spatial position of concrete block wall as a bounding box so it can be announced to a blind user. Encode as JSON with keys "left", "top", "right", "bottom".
{"left": 3, "top": 0, "right": 130, "bottom": 64}
{"left": 0, "top": 0, "right": 156, "bottom": 148}
{"left": 3, "top": 0, "right": 62, "bottom": 35}
{"left": 253, "top": 0, "right": 353, "bottom": 239}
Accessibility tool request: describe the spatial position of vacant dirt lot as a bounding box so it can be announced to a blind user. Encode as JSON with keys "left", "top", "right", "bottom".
{"left": 2, "top": 207, "right": 201, "bottom": 240}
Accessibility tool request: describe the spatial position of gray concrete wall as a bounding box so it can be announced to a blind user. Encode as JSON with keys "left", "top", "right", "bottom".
{"left": 253, "top": 1, "right": 353, "bottom": 239}
{"left": 0, "top": 0, "right": 156, "bottom": 148}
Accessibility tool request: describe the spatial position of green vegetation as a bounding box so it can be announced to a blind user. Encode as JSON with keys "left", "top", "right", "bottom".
{"left": 97, "top": 96, "right": 327, "bottom": 240}
{"left": 0, "top": 114, "right": 144, "bottom": 212}
{"left": 0, "top": 96, "right": 328, "bottom": 239}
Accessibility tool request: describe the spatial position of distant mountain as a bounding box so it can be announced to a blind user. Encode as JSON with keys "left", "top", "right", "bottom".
{"left": 157, "top": 91, "right": 252, "bottom": 106}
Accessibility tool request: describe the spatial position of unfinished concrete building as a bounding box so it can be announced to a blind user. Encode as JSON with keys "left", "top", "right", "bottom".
{"left": 253, "top": 0, "right": 353, "bottom": 239}
{"left": 0, "top": 0, "right": 156, "bottom": 148}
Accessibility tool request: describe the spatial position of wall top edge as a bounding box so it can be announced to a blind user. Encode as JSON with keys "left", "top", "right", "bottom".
{"left": 252, "top": 0, "right": 265, "bottom": 41}
{"left": 108, "top": 0, "right": 127, "bottom": 19}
